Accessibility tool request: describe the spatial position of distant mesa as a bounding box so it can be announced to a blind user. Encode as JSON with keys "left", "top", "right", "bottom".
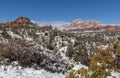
{"left": 62, "top": 19, "right": 103, "bottom": 29}
{"left": 61, "top": 19, "right": 120, "bottom": 32}
{"left": 106, "top": 26, "right": 120, "bottom": 31}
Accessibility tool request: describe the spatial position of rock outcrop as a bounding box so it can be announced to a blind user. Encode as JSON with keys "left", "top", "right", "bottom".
{"left": 0, "top": 17, "right": 33, "bottom": 26}
{"left": 0, "top": 17, "right": 53, "bottom": 30}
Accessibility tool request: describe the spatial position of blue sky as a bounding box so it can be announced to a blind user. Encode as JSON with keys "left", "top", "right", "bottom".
{"left": 0, "top": 0, "right": 120, "bottom": 24}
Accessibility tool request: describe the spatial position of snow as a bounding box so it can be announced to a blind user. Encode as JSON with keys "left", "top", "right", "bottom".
{"left": 7, "top": 31, "right": 22, "bottom": 38}
{"left": 59, "top": 46, "right": 68, "bottom": 60}
{"left": 71, "top": 38, "right": 75, "bottom": 46}
{"left": 97, "top": 45, "right": 109, "bottom": 50}
{"left": 106, "top": 71, "right": 120, "bottom": 78}
{"left": 59, "top": 46, "right": 68, "bottom": 53}
{"left": 0, "top": 65, "right": 65, "bottom": 78}
{"left": 0, "top": 36, "right": 8, "bottom": 44}
{"left": 72, "top": 63, "right": 88, "bottom": 70}
{"left": 111, "top": 71, "right": 120, "bottom": 78}
{"left": 97, "top": 62, "right": 101, "bottom": 66}
{"left": 25, "top": 37, "right": 33, "bottom": 41}
{"left": 55, "top": 36, "right": 62, "bottom": 49}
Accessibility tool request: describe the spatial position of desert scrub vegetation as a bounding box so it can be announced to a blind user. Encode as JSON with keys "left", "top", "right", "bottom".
{"left": 0, "top": 26, "right": 120, "bottom": 75}
{"left": 112, "top": 40, "right": 120, "bottom": 72}
{"left": 66, "top": 40, "right": 120, "bottom": 78}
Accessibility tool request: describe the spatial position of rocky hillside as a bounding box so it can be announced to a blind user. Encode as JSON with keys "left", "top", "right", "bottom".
{"left": 0, "top": 25, "right": 120, "bottom": 77}
{"left": 0, "top": 17, "right": 34, "bottom": 26}
{"left": 60, "top": 19, "right": 120, "bottom": 32}
{"left": 0, "top": 17, "right": 120, "bottom": 78}
{"left": 0, "top": 17, "right": 53, "bottom": 30}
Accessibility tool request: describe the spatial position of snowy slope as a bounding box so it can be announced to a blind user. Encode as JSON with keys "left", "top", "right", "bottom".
{"left": 0, "top": 65, "right": 65, "bottom": 78}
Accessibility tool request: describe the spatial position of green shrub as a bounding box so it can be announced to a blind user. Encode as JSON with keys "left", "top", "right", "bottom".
{"left": 66, "top": 44, "right": 74, "bottom": 58}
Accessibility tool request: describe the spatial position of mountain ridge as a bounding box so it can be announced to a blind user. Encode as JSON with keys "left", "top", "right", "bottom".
{"left": 0, "top": 17, "right": 120, "bottom": 32}
{"left": 60, "top": 19, "right": 120, "bottom": 32}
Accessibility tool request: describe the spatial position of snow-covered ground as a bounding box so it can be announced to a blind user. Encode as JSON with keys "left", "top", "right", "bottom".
{"left": 106, "top": 71, "right": 120, "bottom": 78}
{"left": 59, "top": 46, "right": 68, "bottom": 60}
{"left": 0, "top": 65, "right": 65, "bottom": 78}
{"left": 72, "top": 63, "right": 88, "bottom": 70}
{"left": 7, "top": 31, "right": 22, "bottom": 39}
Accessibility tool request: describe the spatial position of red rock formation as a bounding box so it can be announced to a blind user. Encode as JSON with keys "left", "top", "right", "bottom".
{"left": 106, "top": 26, "right": 120, "bottom": 32}
{"left": 40, "top": 25, "right": 52, "bottom": 30}
{"left": 0, "top": 17, "right": 53, "bottom": 31}
{"left": 0, "top": 16, "right": 32, "bottom": 26}
{"left": 12, "top": 22, "right": 20, "bottom": 26}
{"left": 16, "top": 17, "right": 31, "bottom": 24}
